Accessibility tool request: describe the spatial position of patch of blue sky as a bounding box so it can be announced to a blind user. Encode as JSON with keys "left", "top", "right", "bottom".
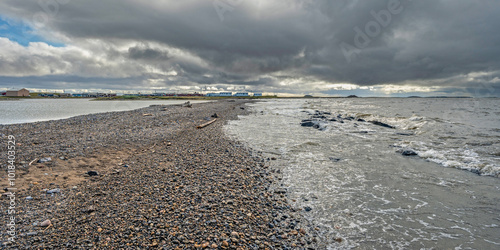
{"left": 0, "top": 16, "right": 64, "bottom": 47}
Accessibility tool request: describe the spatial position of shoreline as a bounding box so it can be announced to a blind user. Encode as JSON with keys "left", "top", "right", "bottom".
{"left": 0, "top": 99, "right": 212, "bottom": 126}
{"left": 0, "top": 100, "right": 318, "bottom": 248}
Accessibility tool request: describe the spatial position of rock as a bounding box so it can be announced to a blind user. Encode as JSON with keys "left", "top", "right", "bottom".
{"left": 211, "top": 113, "right": 218, "bottom": 118}
{"left": 274, "top": 188, "right": 287, "bottom": 194}
{"left": 329, "top": 157, "right": 341, "bottom": 162}
{"left": 300, "top": 121, "right": 316, "bottom": 127}
{"left": 201, "top": 242, "right": 209, "bottom": 248}
{"left": 59, "top": 156, "right": 66, "bottom": 160}
{"left": 211, "top": 243, "right": 218, "bottom": 248}
{"left": 396, "top": 132, "right": 413, "bottom": 136}
{"left": 87, "top": 171, "right": 99, "bottom": 176}
{"left": 231, "top": 231, "right": 239, "bottom": 238}
{"left": 26, "top": 232, "right": 38, "bottom": 236}
{"left": 26, "top": 196, "right": 34, "bottom": 200}
{"left": 38, "top": 157, "right": 52, "bottom": 163}
{"left": 304, "top": 207, "right": 312, "bottom": 212}
{"left": 47, "top": 188, "right": 60, "bottom": 194}
{"left": 122, "top": 164, "right": 129, "bottom": 168}
{"left": 369, "top": 121, "right": 395, "bottom": 129}
{"left": 401, "top": 150, "right": 418, "bottom": 156}
{"left": 39, "top": 219, "right": 51, "bottom": 227}
{"left": 222, "top": 241, "right": 229, "bottom": 247}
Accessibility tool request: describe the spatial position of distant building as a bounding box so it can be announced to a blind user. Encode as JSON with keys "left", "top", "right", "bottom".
{"left": 6, "top": 88, "right": 30, "bottom": 97}
{"left": 59, "top": 93, "right": 73, "bottom": 97}
{"left": 234, "top": 92, "right": 249, "bottom": 97}
{"left": 219, "top": 92, "right": 232, "bottom": 97}
{"left": 253, "top": 93, "right": 262, "bottom": 97}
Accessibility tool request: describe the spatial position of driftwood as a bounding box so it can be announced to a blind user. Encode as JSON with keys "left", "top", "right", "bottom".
{"left": 29, "top": 158, "right": 38, "bottom": 166}
{"left": 197, "top": 118, "right": 217, "bottom": 129}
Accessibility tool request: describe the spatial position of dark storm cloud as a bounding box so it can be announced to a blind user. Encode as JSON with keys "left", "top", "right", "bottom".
{"left": 128, "top": 45, "right": 169, "bottom": 61}
{"left": 0, "top": 0, "right": 500, "bottom": 95}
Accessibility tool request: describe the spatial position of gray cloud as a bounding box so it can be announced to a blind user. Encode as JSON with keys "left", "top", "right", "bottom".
{"left": 0, "top": 0, "right": 499, "bottom": 96}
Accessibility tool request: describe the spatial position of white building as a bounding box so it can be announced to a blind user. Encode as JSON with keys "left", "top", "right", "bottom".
{"left": 234, "top": 92, "right": 249, "bottom": 97}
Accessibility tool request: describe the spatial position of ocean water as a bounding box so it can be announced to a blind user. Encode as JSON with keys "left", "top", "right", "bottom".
{"left": 0, "top": 99, "right": 209, "bottom": 125}
{"left": 225, "top": 98, "right": 500, "bottom": 249}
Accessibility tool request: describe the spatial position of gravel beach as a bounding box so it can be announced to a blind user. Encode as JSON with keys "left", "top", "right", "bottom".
{"left": 1, "top": 100, "right": 319, "bottom": 249}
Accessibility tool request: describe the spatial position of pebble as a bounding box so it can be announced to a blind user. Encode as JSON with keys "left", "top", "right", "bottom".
{"left": 87, "top": 171, "right": 99, "bottom": 176}
{"left": 39, "top": 220, "right": 51, "bottom": 227}
{"left": 47, "top": 188, "right": 60, "bottom": 194}
{"left": 38, "top": 157, "right": 52, "bottom": 163}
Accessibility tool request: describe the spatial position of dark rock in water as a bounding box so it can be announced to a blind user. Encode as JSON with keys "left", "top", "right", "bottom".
{"left": 312, "top": 115, "right": 327, "bottom": 119}
{"left": 304, "top": 207, "right": 312, "bottom": 212}
{"left": 301, "top": 121, "right": 316, "bottom": 127}
{"left": 87, "top": 171, "right": 99, "bottom": 176}
{"left": 357, "top": 118, "right": 366, "bottom": 122}
{"left": 345, "top": 117, "right": 355, "bottom": 121}
{"left": 329, "top": 118, "right": 337, "bottom": 121}
{"left": 353, "top": 131, "right": 368, "bottom": 134}
{"left": 470, "top": 169, "right": 481, "bottom": 175}
{"left": 122, "top": 164, "right": 129, "bottom": 168}
{"left": 396, "top": 132, "right": 413, "bottom": 136}
{"left": 401, "top": 150, "right": 418, "bottom": 156}
{"left": 240, "top": 107, "right": 245, "bottom": 110}
{"left": 211, "top": 113, "right": 218, "bottom": 118}
{"left": 329, "top": 157, "right": 341, "bottom": 162}
{"left": 312, "top": 124, "right": 320, "bottom": 129}
{"left": 370, "top": 121, "right": 395, "bottom": 129}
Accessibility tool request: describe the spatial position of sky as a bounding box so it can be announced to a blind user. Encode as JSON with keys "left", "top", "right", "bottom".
{"left": 0, "top": 0, "right": 500, "bottom": 97}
